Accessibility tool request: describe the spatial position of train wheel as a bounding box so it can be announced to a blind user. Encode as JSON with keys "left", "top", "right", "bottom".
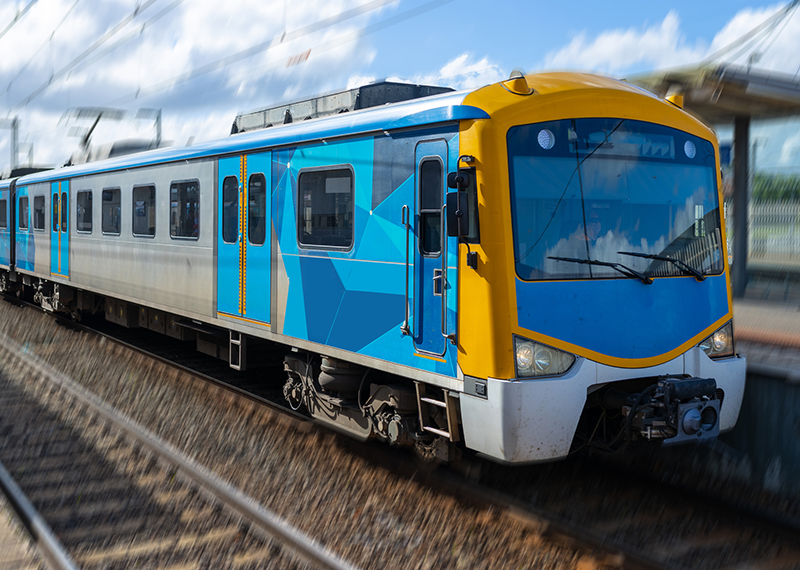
{"left": 412, "top": 437, "right": 440, "bottom": 463}
{"left": 282, "top": 375, "right": 304, "bottom": 411}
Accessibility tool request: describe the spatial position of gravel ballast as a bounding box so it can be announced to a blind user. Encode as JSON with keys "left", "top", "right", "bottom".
{"left": 0, "top": 301, "right": 581, "bottom": 570}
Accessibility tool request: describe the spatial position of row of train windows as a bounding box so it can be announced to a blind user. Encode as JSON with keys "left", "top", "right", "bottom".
{"left": 0, "top": 182, "right": 200, "bottom": 239}
{"left": 220, "top": 168, "right": 355, "bottom": 249}
{"left": 2, "top": 167, "right": 359, "bottom": 251}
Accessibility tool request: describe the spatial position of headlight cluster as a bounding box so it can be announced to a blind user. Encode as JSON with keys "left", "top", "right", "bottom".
{"left": 697, "top": 322, "right": 734, "bottom": 358}
{"left": 514, "top": 336, "right": 576, "bottom": 378}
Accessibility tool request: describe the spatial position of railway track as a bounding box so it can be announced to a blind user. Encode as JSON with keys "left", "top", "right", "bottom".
{"left": 2, "top": 297, "right": 800, "bottom": 569}
{"left": 0, "top": 324, "right": 356, "bottom": 570}
{"left": 71, "top": 303, "right": 800, "bottom": 569}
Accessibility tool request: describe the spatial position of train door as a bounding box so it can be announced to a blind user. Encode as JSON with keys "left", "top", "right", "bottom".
{"left": 217, "top": 152, "right": 272, "bottom": 325}
{"left": 0, "top": 186, "right": 8, "bottom": 268}
{"left": 50, "top": 180, "right": 69, "bottom": 278}
{"left": 413, "top": 140, "right": 448, "bottom": 356}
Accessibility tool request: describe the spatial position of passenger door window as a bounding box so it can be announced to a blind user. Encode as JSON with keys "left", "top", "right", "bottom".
{"left": 248, "top": 173, "right": 266, "bottom": 245}
{"left": 418, "top": 158, "right": 443, "bottom": 256}
{"left": 222, "top": 176, "right": 238, "bottom": 243}
{"left": 61, "top": 192, "right": 68, "bottom": 232}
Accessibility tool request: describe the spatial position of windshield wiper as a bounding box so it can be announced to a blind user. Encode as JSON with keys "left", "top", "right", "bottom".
{"left": 617, "top": 251, "right": 706, "bottom": 281}
{"left": 548, "top": 256, "right": 653, "bottom": 284}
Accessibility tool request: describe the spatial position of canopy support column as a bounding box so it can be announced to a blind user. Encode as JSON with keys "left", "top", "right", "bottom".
{"left": 732, "top": 115, "right": 750, "bottom": 298}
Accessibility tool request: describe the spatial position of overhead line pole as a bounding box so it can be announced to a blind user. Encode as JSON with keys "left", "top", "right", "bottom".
{"left": 0, "top": 117, "right": 19, "bottom": 173}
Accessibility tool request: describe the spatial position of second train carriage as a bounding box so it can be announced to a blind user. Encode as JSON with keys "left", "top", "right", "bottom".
{"left": 0, "top": 73, "right": 746, "bottom": 463}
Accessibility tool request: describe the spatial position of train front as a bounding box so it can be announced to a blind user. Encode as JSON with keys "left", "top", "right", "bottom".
{"left": 455, "top": 73, "right": 746, "bottom": 463}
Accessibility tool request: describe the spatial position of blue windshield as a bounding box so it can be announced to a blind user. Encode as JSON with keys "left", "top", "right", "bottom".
{"left": 508, "top": 118, "right": 724, "bottom": 281}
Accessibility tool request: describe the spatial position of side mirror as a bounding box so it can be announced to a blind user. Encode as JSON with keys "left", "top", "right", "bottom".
{"left": 447, "top": 171, "right": 470, "bottom": 190}
{"left": 446, "top": 191, "right": 469, "bottom": 237}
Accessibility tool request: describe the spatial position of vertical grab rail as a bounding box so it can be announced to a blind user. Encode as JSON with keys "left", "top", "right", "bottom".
{"left": 440, "top": 203, "right": 455, "bottom": 344}
{"left": 400, "top": 205, "right": 411, "bottom": 335}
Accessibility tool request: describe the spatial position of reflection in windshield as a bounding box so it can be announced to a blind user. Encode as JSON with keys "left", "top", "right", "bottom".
{"left": 508, "top": 118, "right": 724, "bottom": 281}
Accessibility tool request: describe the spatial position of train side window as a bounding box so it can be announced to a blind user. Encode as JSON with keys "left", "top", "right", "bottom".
{"left": 61, "top": 192, "right": 68, "bottom": 233}
{"left": 132, "top": 185, "right": 156, "bottom": 237}
{"left": 297, "top": 167, "right": 353, "bottom": 249}
{"left": 52, "top": 192, "right": 58, "bottom": 231}
{"left": 248, "top": 173, "right": 266, "bottom": 246}
{"left": 419, "top": 158, "right": 443, "bottom": 256}
{"left": 0, "top": 199, "right": 6, "bottom": 229}
{"left": 170, "top": 180, "right": 200, "bottom": 239}
{"left": 19, "top": 197, "right": 29, "bottom": 230}
{"left": 102, "top": 188, "right": 121, "bottom": 235}
{"left": 222, "top": 176, "right": 238, "bottom": 243}
{"left": 33, "top": 196, "right": 45, "bottom": 231}
{"left": 77, "top": 191, "right": 92, "bottom": 233}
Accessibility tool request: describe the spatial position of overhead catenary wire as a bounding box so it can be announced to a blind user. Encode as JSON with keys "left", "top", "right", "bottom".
{"left": 67, "top": 0, "right": 186, "bottom": 79}
{"left": 5, "top": 0, "right": 81, "bottom": 95}
{"left": 0, "top": 0, "right": 38, "bottom": 43}
{"left": 719, "top": 9, "right": 795, "bottom": 66}
{"left": 9, "top": 0, "right": 164, "bottom": 113}
{"left": 745, "top": 6, "right": 796, "bottom": 66}
{"left": 107, "top": 0, "right": 454, "bottom": 107}
{"left": 700, "top": 0, "right": 800, "bottom": 66}
{"left": 105, "top": 0, "right": 402, "bottom": 106}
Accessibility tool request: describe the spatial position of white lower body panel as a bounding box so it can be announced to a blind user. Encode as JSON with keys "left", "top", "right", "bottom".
{"left": 459, "top": 348, "right": 747, "bottom": 463}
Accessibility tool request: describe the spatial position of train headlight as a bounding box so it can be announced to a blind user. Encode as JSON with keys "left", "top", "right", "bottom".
{"left": 514, "top": 336, "right": 575, "bottom": 378}
{"left": 516, "top": 342, "right": 534, "bottom": 371}
{"left": 697, "top": 322, "right": 734, "bottom": 359}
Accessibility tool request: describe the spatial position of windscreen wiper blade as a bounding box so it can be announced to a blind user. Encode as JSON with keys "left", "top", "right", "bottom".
{"left": 548, "top": 256, "right": 653, "bottom": 284}
{"left": 617, "top": 251, "right": 706, "bottom": 281}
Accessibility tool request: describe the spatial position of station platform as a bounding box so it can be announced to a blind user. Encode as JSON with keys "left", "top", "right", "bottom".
{"left": 735, "top": 299, "right": 800, "bottom": 371}
{"left": 735, "top": 261, "right": 800, "bottom": 372}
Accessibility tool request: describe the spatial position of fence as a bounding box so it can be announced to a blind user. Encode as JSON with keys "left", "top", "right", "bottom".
{"left": 725, "top": 200, "right": 800, "bottom": 264}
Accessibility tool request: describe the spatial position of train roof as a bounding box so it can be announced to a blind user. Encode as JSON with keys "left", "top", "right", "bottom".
{"left": 1, "top": 72, "right": 675, "bottom": 190}
{"left": 7, "top": 88, "right": 487, "bottom": 187}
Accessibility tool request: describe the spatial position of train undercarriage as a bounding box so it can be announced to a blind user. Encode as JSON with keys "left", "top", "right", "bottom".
{"left": 1, "top": 270, "right": 461, "bottom": 461}
{"left": 1, "top": 270, "right": 727, "bottom": 464}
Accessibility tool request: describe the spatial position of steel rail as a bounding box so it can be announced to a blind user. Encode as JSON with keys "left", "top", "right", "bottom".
{"left": 8, "top": 297, "right": 799, "bottom": 569}
{"left": 0, "top": 459, "right": 78, "bottom": 570}
{"left": 0, "top": 329, "right": 358, "bottom": 570}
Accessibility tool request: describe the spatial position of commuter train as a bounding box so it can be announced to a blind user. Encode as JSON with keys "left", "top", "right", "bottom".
{"left": 0, "top": 73, "right": 745, "bottom": 463}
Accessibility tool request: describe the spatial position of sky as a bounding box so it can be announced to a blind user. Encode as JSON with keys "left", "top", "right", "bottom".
{"left": 1, "top": 0, "right": 800, "bottom": 176}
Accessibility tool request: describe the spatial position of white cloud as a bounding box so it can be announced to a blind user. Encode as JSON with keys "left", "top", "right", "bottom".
{"left": 540, "top": 4, "right": 800, "bottom": 78}
{"left": 412, "top": 53, "right": 505, "bottom": 91}
{"left": 541, "top": 11, "right": 706, "bottom": 76}
{"left": 346, "top": 74, "right": 377, "bottom": 89}
{"left": 0, "top": 0, "right": 392, "bottom": 173}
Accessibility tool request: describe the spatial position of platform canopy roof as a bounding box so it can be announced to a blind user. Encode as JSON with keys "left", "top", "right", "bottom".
{"left": 630, "top": 63, "right": 800, "bottom": 124}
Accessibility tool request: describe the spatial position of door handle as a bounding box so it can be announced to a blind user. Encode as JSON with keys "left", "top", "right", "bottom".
{"left": 432, "top": 269, "right": 442, "bottom": 296}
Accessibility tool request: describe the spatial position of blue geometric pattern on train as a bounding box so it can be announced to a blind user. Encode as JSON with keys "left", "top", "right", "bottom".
{"left": 276, "top": 130, "right": 459, "bottom": 377}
